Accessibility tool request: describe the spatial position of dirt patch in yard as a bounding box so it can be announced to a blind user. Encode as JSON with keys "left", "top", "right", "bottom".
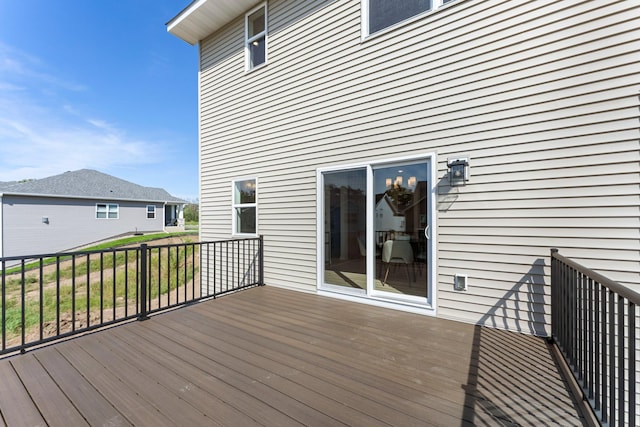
{"left": 2, "top": 235, "right": 201, "bottom": 349}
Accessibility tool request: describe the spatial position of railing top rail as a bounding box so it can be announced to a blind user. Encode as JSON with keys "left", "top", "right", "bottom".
{"left": 0, "top": 237, "right": 262, "bottom": 264}
{"left": 551, "top": 248, "right": 640, "bottom": 304}
{"left": 145, "top": 237, "right": 260, "bottom": 250}
{"left": 0, "top": 246, "right": 140, "bottom": 263}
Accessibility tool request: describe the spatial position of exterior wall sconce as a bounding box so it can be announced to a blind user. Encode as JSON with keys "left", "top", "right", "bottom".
{"left": 447, "top": 156, "right": 470, "bottom": 186}
{"left": 42, "top": 216, "right": 49, "bottom": 224}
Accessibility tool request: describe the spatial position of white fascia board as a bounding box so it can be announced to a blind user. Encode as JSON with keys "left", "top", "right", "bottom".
{"left": 167, "top": 0, "right": 262, "bottom": 45}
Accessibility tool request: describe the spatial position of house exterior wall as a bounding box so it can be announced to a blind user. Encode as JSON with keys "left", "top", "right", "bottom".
{"left": 375, "top": 197, "right": 405, "bottom": 235}
{"left": 1, "top": 195, "right": 165, "bottom": 257}
{"left": 197, "top": 0, "right": 640, "bottom": 335}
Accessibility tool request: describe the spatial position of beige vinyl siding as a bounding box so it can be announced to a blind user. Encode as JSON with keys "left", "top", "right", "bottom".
{"left": 198, "top": 0, "right": 640, "bottom": 334}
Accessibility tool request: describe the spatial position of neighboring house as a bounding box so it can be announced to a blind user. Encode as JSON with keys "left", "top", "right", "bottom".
{"left": 375, "top": 193, "right": 405, "bottom": 238}
{"left": 0, "top": 169, "right": 186, "bottom": 258}
{"left": 168, "top": 0, "right": 640, "bottom": 336}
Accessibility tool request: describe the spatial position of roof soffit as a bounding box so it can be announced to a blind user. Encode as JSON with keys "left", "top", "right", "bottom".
{"left": 167, "top": 0, "right": 262, "bottom": 45}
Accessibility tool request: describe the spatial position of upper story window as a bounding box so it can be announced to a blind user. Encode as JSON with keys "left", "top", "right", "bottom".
{"left": 96, "top": 203, "right": 119, "bottom": 219}
{"left": 245, "top": 3, "right": 267, "bottom": 71}
{"left": 364, "top": 0, "right": 454, "bottom": 37}
{"left": 232, "top": 178, "right": 257, "bottom": 235}
{"left": 146, "top": 205, "right": 156, "bottom": 219}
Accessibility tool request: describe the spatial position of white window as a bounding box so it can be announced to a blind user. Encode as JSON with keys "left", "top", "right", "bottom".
{"left": 245, "top": 3, "right": 267, "bottom": 71}
{"left": 363, "top": 0, "right": 454, "bottom": 37}
{"left": 146, "top": 205, "right": 156, "bottom": 219}
{"left": 96, "top": 203, "right": 119, "bottom": 219}
{"left": 232, "top": 178, "right": 257, "bottom": 235}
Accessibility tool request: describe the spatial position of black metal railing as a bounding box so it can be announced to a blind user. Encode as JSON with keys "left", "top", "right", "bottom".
{"left": 0, "top": 237, "right": 263, "bottom": 355}
{"left": 551, "top": 249, "right": 639, "bottom": 427}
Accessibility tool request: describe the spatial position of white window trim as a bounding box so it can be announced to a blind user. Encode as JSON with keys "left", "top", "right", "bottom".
{"left": 316, "top": 152, "right": 437, "bottom": 315}
{"left": 96, "top": 203, "right": 119, "bottom": 220}
{"left": 245, "top": 2, "right": 268, "bottom": 72}
{"left": 232, "top": 177, "right": 258, "bottom": 237}
{"left": 146, "top": 204, "right": 156, "bottom": 219}
{"left": 361, "top": 0, "right": 452, "bottom": 40}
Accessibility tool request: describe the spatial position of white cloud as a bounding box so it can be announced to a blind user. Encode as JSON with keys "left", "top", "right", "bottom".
{"left": 0, "top": 109, "right": 160, "bottom": 181}
{"left": 0, "top": 42, "right": 86, "bottom": 92}
{"left": 0, "top": 43, "right": 163, "bottom": 182}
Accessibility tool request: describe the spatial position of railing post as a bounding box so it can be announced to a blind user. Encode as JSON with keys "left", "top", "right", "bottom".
{"left": 138, "top": 244, "right": 149, "bottom": 321}
{"left": 550, "top": 248, "right": 558, "bottom": 342}
{"left": 259, "top": 235, "right": 264, "bottom": 286}
{"left": 1, "top": 260, "right": 5, "bottom": 352}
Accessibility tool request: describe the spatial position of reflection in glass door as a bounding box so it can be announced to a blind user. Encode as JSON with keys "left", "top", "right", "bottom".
{"left": 323, "top": 169, "right": 367, "bottom": 292}
{"left": 373, "top": 162, "right": 429, "bottom": 298}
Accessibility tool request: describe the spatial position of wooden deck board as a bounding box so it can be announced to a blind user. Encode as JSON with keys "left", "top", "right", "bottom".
{"left": 33, "top": 348, "right": 133, "bottom": 427}
{"left": 0, "top": 286, "right": 586, "bottom": 426}
{"left": 138, "top": 315, "right": 355, "bottom": 426}
{"left": 10, "top": 354, "right": 88, "bottom": 426}
{"left": 0, "top": 360, "right": 46, "bottom": 426}
{"left": 85, "top": 334, "right": 261, "bottom": 427}
{"left": 155, "top": 310, "right": 434, "bottom": 426}
{"left": 180, "top": 296, "right": 477, "bottom": 423}
{"left": 56, "top": 341, "right": 180, "bottom": 426}
{"left": 76, "top": 336, "right": 213, "bottom": 426}
{"left": 105, "top": 326, "right": 298, "bottom": 427}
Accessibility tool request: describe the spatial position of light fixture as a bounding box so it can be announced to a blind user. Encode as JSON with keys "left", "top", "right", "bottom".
{"left": 407, "top": 176, "right": 417, "bottom": 189}
{"left": 447, "top": 156, "right": 470, "bottom": 186}
{"left": 385, "top": 178, "right": 392, "bottom": 188}
{"left": 394, "top": 176, "right": 403, "bottom": 187}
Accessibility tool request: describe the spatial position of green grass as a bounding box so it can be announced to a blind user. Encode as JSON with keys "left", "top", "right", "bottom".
{"left": 83, "top": 232, "right": 197, "bottom": 251}
{"left": 1, "top": 234, "right": 199, "bottom": 340}
{"left": 2, "top": 231, "right": 197, "bottom": 276}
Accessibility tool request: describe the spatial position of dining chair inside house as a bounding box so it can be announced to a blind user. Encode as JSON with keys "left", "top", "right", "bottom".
{"left": 381, "top": 239, "right": 414, "bottom": 286}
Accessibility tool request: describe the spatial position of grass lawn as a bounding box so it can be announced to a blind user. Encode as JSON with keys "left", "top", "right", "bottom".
{"left": 2, "top": 232, "right": 200, "bottom": 346}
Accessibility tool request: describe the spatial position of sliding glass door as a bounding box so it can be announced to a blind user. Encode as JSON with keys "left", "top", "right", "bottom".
{"left": 323, "top": 168, "right": 367, "bottom": 292}
{"left": 320, "top": 156, "right": 433, "bottom": 305}
{"left": 373, "top": 161, "right": 429, "bottom": 298}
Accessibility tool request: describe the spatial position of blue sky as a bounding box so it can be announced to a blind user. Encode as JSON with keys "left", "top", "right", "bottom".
{"left": 0, "top": 1, "right": 199, "bottom": 200}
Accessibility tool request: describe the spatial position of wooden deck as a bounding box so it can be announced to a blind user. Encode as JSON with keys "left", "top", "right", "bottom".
{"left": 0, "top": 286, "right": 586, "bottom": 426}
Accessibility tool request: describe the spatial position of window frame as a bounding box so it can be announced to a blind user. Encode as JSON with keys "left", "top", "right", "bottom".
{"left": 245, "top": 2, "right": 268, "bottom": 72}
{"left": 96, "top": 203, "right": 119, "bottom": 220}
{"left": 232, "top": 177, "right": 258, "bottom": 236}
{"left": 361, "top": 0, "right": 453, "bottom": 39}
{"left": 146, "top": 205, "right": 156, "bottom": 219}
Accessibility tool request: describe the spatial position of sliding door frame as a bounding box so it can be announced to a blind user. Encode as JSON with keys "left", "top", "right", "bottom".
{"left": 316, "top": 152, "right": 437, "bottom": 315}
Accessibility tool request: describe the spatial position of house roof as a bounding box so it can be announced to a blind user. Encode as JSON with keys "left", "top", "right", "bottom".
{"left": 0, "top": 169, "right": 186, "bottom": 204}
{"left": 167, "top": 0, "right": 260, "bottom": 45}
{"left": 376, "top": 193, "right": 403, "bottom": 216}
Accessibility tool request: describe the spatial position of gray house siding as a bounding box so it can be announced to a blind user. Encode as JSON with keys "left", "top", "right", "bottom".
{"left": 1, "top": 195, "right": 164, "bottom": 257}
{"left": 194, "top": 0, "right": 640, "bottom": 335}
